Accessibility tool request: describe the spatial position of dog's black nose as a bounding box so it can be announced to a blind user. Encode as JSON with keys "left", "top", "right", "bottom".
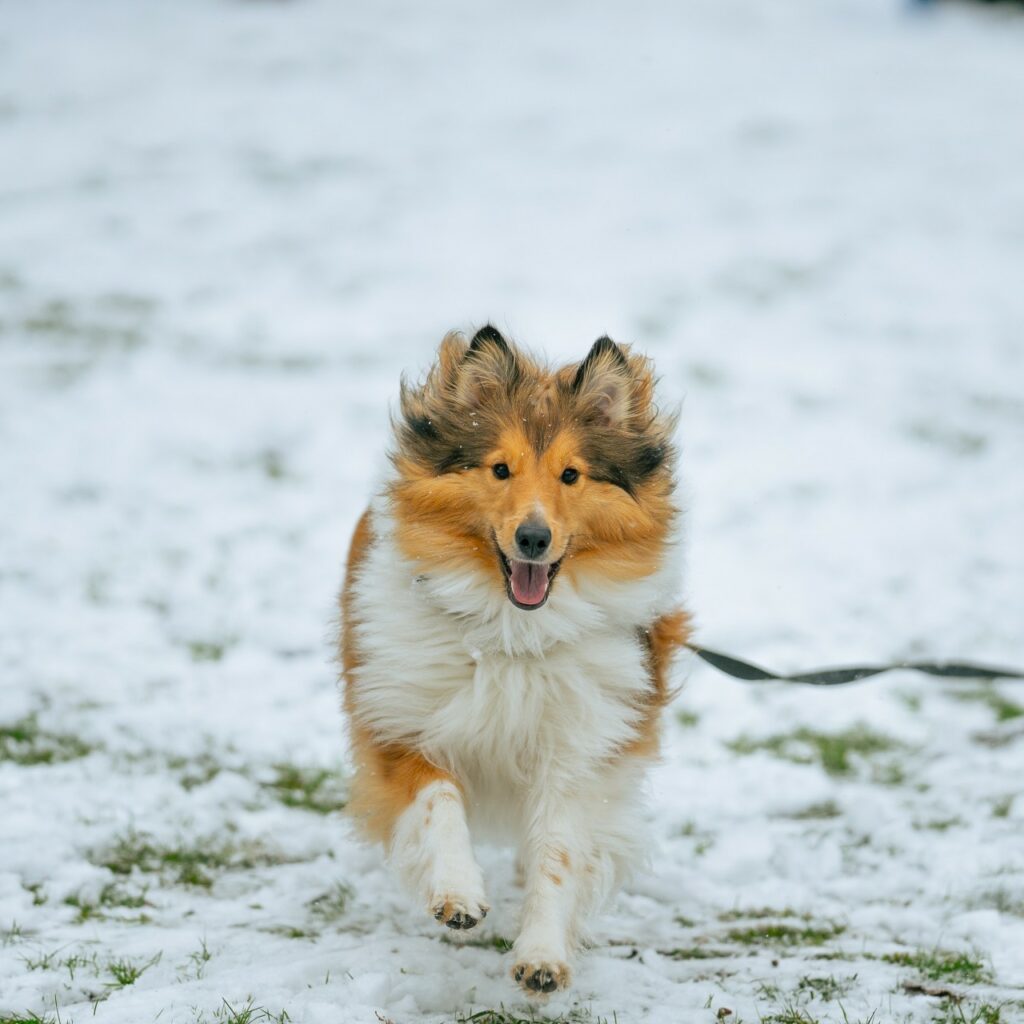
{"left": 515, "top": 523, "right": 552, "bottom": 560}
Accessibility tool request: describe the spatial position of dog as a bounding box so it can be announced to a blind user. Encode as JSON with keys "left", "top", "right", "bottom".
{"left": 339, "top": 326, "right": 689, "bottom": 996}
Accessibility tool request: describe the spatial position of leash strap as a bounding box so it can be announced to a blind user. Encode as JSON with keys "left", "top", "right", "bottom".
{"left": 686, "top": 643, "right": 1024, "bottom": 685}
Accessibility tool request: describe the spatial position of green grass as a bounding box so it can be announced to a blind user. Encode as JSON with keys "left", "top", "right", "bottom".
{"left": 0, "top": 714, "right": 95, "bottom": 766}
{"left": 785, "top": 801, "right": 842, "bottom": 820}
{"left": 212, "top": 999, "right": 291, "bottom": 1024}
{"left": 95, "top": 829, "right": 295, "bottom": 888}
{"left": 973, "top": 888, "right": 1024, "bottom": 917}
{"left": 20, "top": 948, "right": 61, "bottom": 971}
{"left": 442, "top": 933, "right": 514, "bottom": 952}
{"left": 719, "top": 907, "right": 809, "bottom": 922}
{"left": 760, "top": 1008, "right": 821, "bottom": 1024}
{"left": 795, "top": 974, "right": 857, "bottom": 1001}
{"left": 21, "top": 298, "right": 145, "bottom": 350}
{"left": 881, "top": 949, "right": 991, "bottom": 985}
{"left": 931, "top": 1000, "right": 1012, "bottom": 1024}
{"left": 259, "top": 449, "right": 288, "bottom": 480}
{"left": 0, "top": 1014, "right": 61, "bottom": 1024}
{"left": 726, "top": 922, "right": 844, "bottom": 948}
{"left": 63, "top": 952, "right": 100, "bottom": 981}
{"left": 718, "top": 909, "right": 845, "bottom": 951}
{"left": 991, "top": 796, "right": 1014, "bottom": 819}
{"left": 65, "top": 881, "right": 148, "bottom": 922}
{"left": 106, "top": 953, "right": 159, "bottom": 989}
{"left": 677, "top": 709, "right": 700, "bottom": 728}
{"left": 24, "top": 884, "right": 46, "bottom": 907}
{"left": 181, "top": 938, "right": 212, "bottom": 981}
{"left": 186, "top": 640, "right": 232, "bottom": 663}
{"left": 727, "top": 725, "right": 903, "bottom": 778}
{"left": 661, "top": 946, "right": 733, "bottom": 960}
{"left": 913, "top": 817, "right": 963, "bottom": 832}
{"left": 455, "top": 1009, "right": 608, "bottom": 1024}
{"left": 951, "top": 685, "right": 1024, "bottom": 723}
{"left": 266, "top": 926, "right": 316, "bottom": 940}
{"left": 307, "top": 881, "right": 353, "bottom": 923}
{"left": 169, "top": 751, "right": 228, "bottom": 791}
{"left": 677, "top": 820, "right": 715, "bottom": 855}
{"left": 263, "top": 764, "right": 347, "bottom": 814}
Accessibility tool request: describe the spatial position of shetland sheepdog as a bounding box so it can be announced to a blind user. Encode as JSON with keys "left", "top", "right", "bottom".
{"left": 339, "top": 326, "right": 689, "bottom": 996}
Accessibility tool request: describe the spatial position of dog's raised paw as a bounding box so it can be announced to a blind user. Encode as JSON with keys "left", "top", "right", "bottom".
{"left": 430, "top": 895, "right": 488, "bottom": 931}
{"left": 512, "top": 959, "right": 571, "bottom": 995}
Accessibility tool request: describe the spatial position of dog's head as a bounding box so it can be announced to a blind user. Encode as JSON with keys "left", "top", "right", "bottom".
{"left": 388, "top": 327, "right": 678, "bottom": 611}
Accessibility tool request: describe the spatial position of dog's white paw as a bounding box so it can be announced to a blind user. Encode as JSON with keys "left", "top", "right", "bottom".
{"left": 512, "top": 956, "right": 571, "bottom": 996}
{"left": 429, "top": 891, "right": 489, "bottom": 931}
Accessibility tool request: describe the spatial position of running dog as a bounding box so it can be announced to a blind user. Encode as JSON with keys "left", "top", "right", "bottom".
{"left": 339, "top": 326, "right": 689, "bottom": 996}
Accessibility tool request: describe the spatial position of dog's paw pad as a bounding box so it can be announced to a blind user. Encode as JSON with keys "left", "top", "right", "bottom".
{"left": 430, "top": 896, "right": 488, "bottom": 931}
{"left": 512, "top": 959, "right": 570, "bottom": 995}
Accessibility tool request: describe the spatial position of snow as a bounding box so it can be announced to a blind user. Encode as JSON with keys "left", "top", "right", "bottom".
{"left": 2, "top": 0, "right": 1023, "bottom": 1021}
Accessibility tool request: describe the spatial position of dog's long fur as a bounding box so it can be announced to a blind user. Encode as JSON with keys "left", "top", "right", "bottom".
{"left": 339, "top": 327, "right": 689, "bottom": 996}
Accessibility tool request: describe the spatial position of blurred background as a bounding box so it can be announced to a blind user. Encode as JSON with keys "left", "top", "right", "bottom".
{"left": 1, "top": 2, "right": 1022, "bottom": 1023}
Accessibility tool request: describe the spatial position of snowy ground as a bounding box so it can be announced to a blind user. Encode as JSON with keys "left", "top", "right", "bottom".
{"left": 2, "top": 1, "right": 1024, "bottom": 1022}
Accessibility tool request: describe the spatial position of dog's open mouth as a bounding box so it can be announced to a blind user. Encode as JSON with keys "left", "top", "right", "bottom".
{"left": 497, "top": 549, "right": 561, "bottom": 610}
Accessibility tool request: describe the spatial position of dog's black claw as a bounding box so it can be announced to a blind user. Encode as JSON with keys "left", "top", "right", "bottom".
{"left": 513, "top": 966, "right": 525, "bottom": 982}
{"left": 526, "top": 969, "right": 557, "bottom": 993}
{"left": 434, "top": 908, "right": 445, "bottom": 921}
{"left": 479, "top": 907, "right": 488, "bottom": 919}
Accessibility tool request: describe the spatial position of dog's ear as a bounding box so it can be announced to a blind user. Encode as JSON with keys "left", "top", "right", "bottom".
{"left": 468, "top": 324, "right": 511, "bottom": 356}
{"left": 456, "top": 324, "right": 520, "bottom": 407}
{"left": 571, "top": 336, "right": 635, "bottom": 428}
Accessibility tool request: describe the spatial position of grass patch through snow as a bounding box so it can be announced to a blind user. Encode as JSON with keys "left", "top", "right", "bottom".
{"left": 95, "top": 829, "right": 296, "bottom": 888}
{"left": 795, "top": 973, "right": 857, "bottom": 1001}
{"left": 263, "top": 764, "right": 346, "bottom": 815}
{"left": 106, "top": 953, "right": 160, "bottom": 989}
{"left": 661, "top": 946, "right": 733, "bottom": 960}
{"left": 950, "top": 685, "right": 1024, "bottom": 723}
{"left": 0, "top": 714, "right": 94, "bottom": 766}
{"left": 726, "top": 922, "right": 844, "bottom": 948}
{"left": 65, "top": 881, "right": 149, "bottom": 922}
{"left": 719, "top": 908, "right": 844, "bottom": 949}
{"left": 931, "top": 1000, "right": 1014, "bottom": 1024}
{"left": 785, "top": 800, "right": 842, "bottom": 820}
{"left": 210, "top": 999, "right": 291, "bottom": 1024}
{"left": 880, "top": 949, "right": 991, "bottom": 985}
{"left": 727, "top": 725, "right": 903, "bottom": 778}
{"left": 455, "top": 1009, "right": 608, "bottom": 1024}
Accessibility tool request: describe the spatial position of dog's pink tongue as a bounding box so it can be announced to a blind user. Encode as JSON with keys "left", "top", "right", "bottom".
{"left": 509, "top": 560, "right": 549, "bottom": 606}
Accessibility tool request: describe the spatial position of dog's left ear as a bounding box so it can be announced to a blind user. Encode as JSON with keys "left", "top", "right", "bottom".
{"left": 456, "top": 324, "right": 520, "bottom": 408}
{"left": 571, "top": 336, "right": 636, "bottom": 428}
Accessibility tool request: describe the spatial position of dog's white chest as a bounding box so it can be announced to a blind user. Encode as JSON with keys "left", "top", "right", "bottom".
{"left": 361, "top": 624, "right": 646, "bottom": 772}
{"left": 349, "top": 522, "right": 676, "bottom": 806}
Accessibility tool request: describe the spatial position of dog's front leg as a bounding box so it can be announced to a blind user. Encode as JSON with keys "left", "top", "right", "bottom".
{"left": 512, "top": 796, "right": 601, "bottom": 996}
{"left": 390, "top": 775, "right": 489, "bottom": 931}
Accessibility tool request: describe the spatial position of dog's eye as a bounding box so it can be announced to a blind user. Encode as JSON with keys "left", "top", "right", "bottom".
{"left": 561, "top": 467, "right": 580, "bottom": 485}
{"left": 492, "top": 463, "right": 510, "bottom": 480}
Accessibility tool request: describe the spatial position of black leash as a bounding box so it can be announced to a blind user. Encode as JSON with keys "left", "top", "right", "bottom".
{"left": 686, "top": 643, "right": 1024, "bottom": 685}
